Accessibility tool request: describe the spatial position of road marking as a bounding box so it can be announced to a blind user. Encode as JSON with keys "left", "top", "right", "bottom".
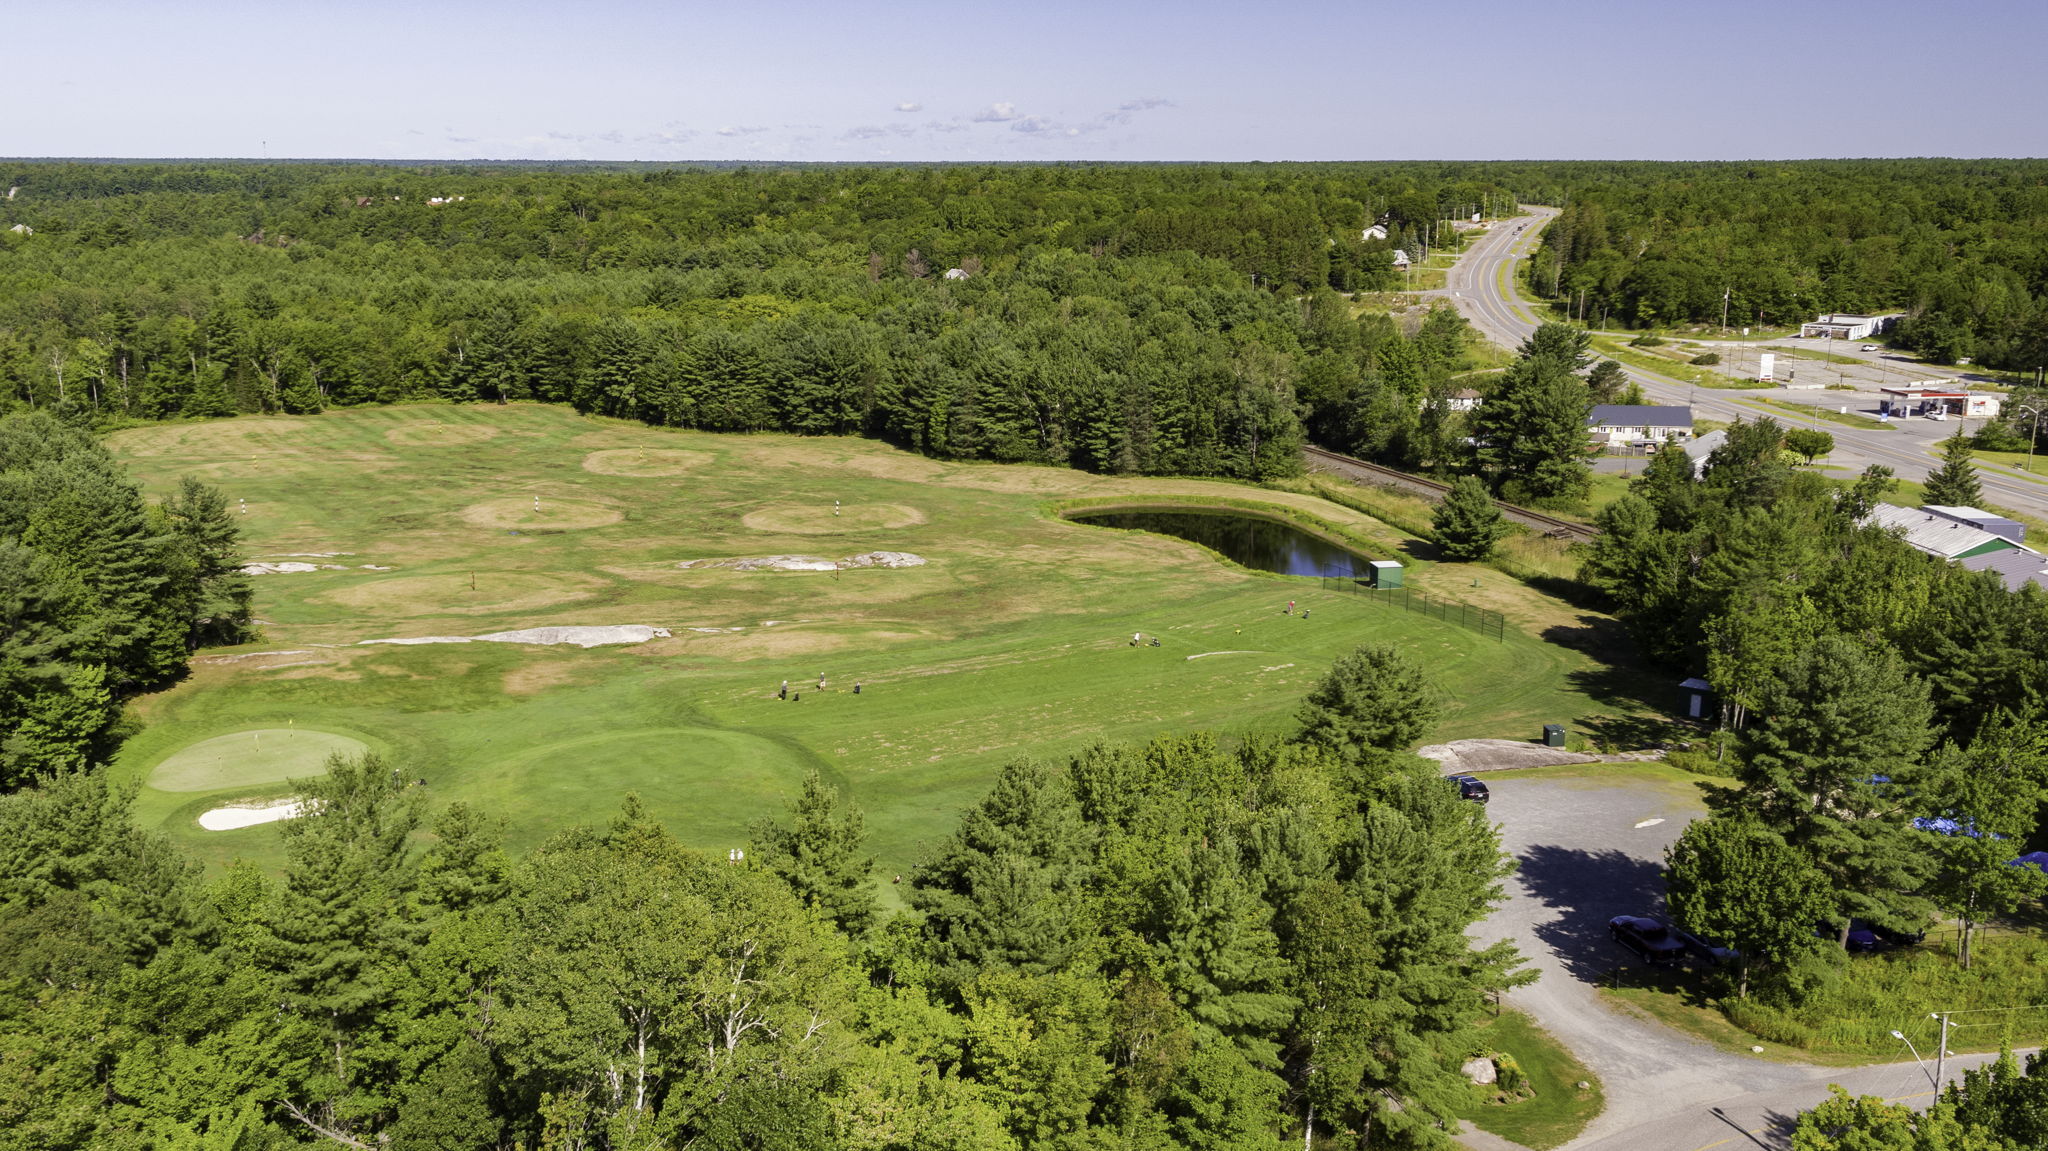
{"left": 1634, "top": 817, "right": 1665, "bottom": 828}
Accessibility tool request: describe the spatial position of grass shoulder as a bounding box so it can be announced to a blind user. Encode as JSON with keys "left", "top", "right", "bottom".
{"left": 1597, "top": 930, "right": 2048, "bottom": 1065}
{"left": 1452, "top": 1009, "right": 1605, "bottom": 1150}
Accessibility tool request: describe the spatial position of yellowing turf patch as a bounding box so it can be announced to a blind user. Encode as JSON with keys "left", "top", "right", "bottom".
{"left": 581, "top": 448, "right": 714, "bottom": 477}
{"left": 149, "top": 729, "right": 365, "bottom": 792}
{"left": 385, "top": 422, "right": 501, "bottom": 446}
{"left": 742, "top": 503, "right": 926, "bottom": 534}
{"left": 459, "top": 497, "right": 624, "bottom": 530}
{"left": 319, "top": 572, "right": 611, "bottom": 616}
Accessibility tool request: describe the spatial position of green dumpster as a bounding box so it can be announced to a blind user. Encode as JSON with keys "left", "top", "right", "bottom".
{"left": 1369, "top": 560, "right": 1404, "bottom": 589}
{"left": 1543, "top": 724, "right": 1566, "bottom": 748}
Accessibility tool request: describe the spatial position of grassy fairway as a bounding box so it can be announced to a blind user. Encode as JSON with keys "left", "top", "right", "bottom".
{"left": 110, "top": 405, "right": 1636, "bottom": 877}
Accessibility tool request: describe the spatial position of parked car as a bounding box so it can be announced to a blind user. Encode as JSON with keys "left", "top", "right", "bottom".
{"left": 1817, "top": 919, "right": 1882, "bottom": 952}
{"left": 1609, "top": 915, "right": 1687, "bottom": 965}
{"left": 1447, "top": 774, "right": 1489, "bottom": 803}
{"left": 1860, "top": 343, "right": 1879, "bottom": 351}
{"left": 1667, "top": 921, "right": 1741, "bottom": 966}
{"left": 1869, "top": 920, "right": 1927, "bottom": 948}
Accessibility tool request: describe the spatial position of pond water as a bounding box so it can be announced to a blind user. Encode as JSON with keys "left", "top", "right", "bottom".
{"left": 1070, "top": 509, "right": 1373, "bottom": 578}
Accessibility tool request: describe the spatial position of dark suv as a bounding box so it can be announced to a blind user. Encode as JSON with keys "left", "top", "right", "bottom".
{"left": 1447, "top": 774, "right": 1490, "bottom": 803}
{"left": 1609, "top": 915, "right": 1686, "bottom": 965}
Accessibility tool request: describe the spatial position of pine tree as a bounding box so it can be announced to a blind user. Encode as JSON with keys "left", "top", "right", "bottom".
{"left": 1431, "top": 474, "right": 1508, "bottom": 561}
{"left": 1923, "top": 430, "right": 1985, "bottom": 508}
{"left": 160, "top": 476, "right": 254, "bottom": 648}
{"left": 1714, "top": 636, "right": 1939, "bottom": 943}
{"left": 1293, "top": 643, "right": 1442, "bottom": 780}
{"left": 750, "top": 769, "right": 878, "bottom": 938}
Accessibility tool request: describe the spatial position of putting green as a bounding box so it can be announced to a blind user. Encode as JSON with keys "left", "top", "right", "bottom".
{"left": 149, "top": 729, "right": 366, "bottom": 793}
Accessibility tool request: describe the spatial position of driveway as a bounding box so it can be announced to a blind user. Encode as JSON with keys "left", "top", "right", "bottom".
{"left": 1468, "top": 773, "right": 2011, "bottom": 1150}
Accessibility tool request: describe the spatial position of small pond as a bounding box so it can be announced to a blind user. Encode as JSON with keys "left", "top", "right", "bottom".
{"left": 1070, "top": 509, "right": 1373, "bottom": 578}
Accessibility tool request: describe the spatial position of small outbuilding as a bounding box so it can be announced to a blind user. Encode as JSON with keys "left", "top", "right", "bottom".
{"left": 1368, "top": 559, "right": 1404, "bottom": 589}
{"left": 1679, "top": 677, "right": 1716, "bottom": 721}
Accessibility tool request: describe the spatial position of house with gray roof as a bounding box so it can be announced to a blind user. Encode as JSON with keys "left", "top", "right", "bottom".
{"left": 1586, "top": 404, "right": 1693, "bottom": 446}
{"left": 1958, "top": 548, "right": 2048, "bottom": 593}
{"left": 1682, "top": 428, "right": 1727, "bottom": 477}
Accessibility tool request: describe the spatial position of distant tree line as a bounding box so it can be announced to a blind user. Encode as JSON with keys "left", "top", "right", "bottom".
{"left": 0, "top": 644, "right": 1528, "bottom": 1150}
{"left": 1528, "top": 159, "right": 2048, "bottom": 370}
{"left": 0, "top": 162, "right": 1532, "bottom": 482}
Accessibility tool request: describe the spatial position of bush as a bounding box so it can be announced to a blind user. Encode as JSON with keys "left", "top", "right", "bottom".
{"left": 1492, "top": 1051, "right": 1530, "bottom": 1097}
{"left": 1663, "top": 749, "right": 1735, "bottom": 778}
{"left": 1722, "top": 1000, "right": 1818, "bottom": 1049}
{"left": 1630, "top": 334, "right": 1666, "bottom": 347}
{"left": 1974, "top": 423, "right": 2032, "bottom": 452}
{"left": 1689, "top": 352, "right": 1721, "bottom": 366}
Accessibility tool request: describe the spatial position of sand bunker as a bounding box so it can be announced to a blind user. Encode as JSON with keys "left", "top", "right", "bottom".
{"left": 741, "top": 503, "right": 926, "bottom": 535}
{"left": 360, "top": 625, "right": 672, "bottom": 649}
{"left": 385, "top": 423, "right": 500, "bottom": 446}
{"left": 581, "top": 448, "right": 714, "bottom": 477}
{"left": 461, "top": 497, "right": 623, "bottom": 531}
{"left": 244, "top": 561, "right": 346, "bottom": 575}
{"left": 679, "top": 551, "right": 926, "bottom": 572}
{"left": 199, "top": 800, "right": 307, "bottom": 831}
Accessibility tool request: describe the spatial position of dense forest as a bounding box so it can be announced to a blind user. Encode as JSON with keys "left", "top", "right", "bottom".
{"left": 0, "top": 663, "right": 1520, "bottom": 1150}
{"left": 1580, "top": 426, "right": 2048, "bottom": 998}
{"left": 0, "top": 162, "right": 1530, "bottom": 480}
{"left": 1527, "top": 160, "right": 2048, "bottom": 370}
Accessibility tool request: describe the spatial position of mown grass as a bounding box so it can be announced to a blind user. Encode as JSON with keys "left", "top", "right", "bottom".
{"left": 1601, "top": 931, "right": 2048, "bottom": 1065}
{"left": 1453, "top": 1010, "right": 1605, "bottom": 1150}
{"left": 1968, "top": 447, "right": 2048, "bottom": 481}
{"left": 1733, "top": 395, "right": 1896, "bottom": 431}
{"left": 111, "top": 405, "right": 1636, "bottom": 879}
{"left": 1590, "top": 337, "right": 1767, "bottom": 390}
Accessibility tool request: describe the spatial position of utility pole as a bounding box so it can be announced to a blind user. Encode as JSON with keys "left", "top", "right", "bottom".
{"left": 1934, "top": 1011, "right": 1951, "bottom": 1089}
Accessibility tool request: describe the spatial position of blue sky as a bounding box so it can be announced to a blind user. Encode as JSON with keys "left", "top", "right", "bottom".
{"left": 13, "top": 0, "right": 2046, "bottom": 161}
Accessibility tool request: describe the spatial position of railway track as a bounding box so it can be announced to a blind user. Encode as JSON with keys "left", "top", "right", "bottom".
{"left": 1302, "top": 445, "right": 1600, "bottom": 544}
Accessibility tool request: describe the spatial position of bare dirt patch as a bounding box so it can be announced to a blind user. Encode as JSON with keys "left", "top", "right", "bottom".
{"left": 360, "top": 625, "right": 671, "bottom": 648}
{"left": 319, "top": 572, "right": 612, "bottom": 616}
{"left": 460, "top": 497, "right": 623, "bottom": 531}
{"left": 503, "top": 661, "right": 583, "bottom": 696}
{"left": 385, "top": 422, "right": 500, "bottom": 446}
{"left": 581, "top": 448, "right": 715, "bottom": 477}
{"left": 741, "top": 503, "right": 926, "bottom": 535}
{"left": 679, "top": 551, "right": 927, "bottom": 572}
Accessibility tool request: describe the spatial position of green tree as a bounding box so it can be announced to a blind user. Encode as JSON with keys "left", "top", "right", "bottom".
{"left": 1431, "top": 474, "right": 1509, "bottom": 561}
{"left": 1585, "top": 359, "right": 1627, "bottom": 403}
{"left": 1293, "top": 643, "right": 1442, "bottom": 778}
{"left": 1784, "top": 428, "right": 1835, "bottom": 465}
{"left": 1716, "top": 636, "right": 1939, "bottom": 946}
{"left": 159, "top": 475, "right": 254, "bottom": 648}
{"left": 751, "top": 769, "right": 879, "bottom": 939}
{"left": 1470, "top": 350, "right": 1593, "bottom": 505}
{"left": 1665, "top": 814, "right": 1832, "bottom": 997}
{"left": 1924, "top": 430, "right": 1985, "bottom": 508}
{"left": 1920, "top": 715, "right": 2048, "bottom": 970}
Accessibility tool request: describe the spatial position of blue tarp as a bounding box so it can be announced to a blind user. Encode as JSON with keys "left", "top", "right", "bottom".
{"left": 2007, "top": 852, "right": 2048, "bottom": 873}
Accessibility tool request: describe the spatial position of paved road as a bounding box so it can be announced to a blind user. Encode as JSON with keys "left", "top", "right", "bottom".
{"left": 1467, "top": 775, "right": 2009, "bottom": 1151}
{"left": 1442, "top": 210, "right": 2048, "bottom": 521}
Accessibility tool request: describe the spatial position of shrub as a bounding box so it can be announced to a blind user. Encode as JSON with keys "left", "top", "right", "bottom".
{"left": 1689, "top": 352, "right": 1721, "bottom": 366}
{"left": 1630, "top": 334, "right": 1665, "bottom": 347}
{"left": 1663, "top": 749, "right": 1735, "bottom": 778}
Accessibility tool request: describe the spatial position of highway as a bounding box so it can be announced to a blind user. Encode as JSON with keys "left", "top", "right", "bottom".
{"left": 1442, "top": 208, "right": 2048, "bottom": 521}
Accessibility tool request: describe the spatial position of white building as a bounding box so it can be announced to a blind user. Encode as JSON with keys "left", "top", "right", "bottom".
{"left": 1362, "top": 223, "right": 1388, "bottom": 242}
{"left": 1799, "top": 312, "right": 1903, "bottom": 341}
{"left": 1391, "top": 249, "right": 1410, "bottom": 270}
{"left": 1445, "top": 388, "right": 1482, "bottom": 412}
{"left": 1586, "top": 404, "right": 1693, "bottom": 445}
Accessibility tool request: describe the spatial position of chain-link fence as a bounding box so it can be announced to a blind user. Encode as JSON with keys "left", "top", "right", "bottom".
{"left": 1319, "top": 579, "right": 1506, "bottom": 642}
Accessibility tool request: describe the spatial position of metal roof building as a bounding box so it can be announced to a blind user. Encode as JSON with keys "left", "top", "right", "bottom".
{"left": 1863, "top": 503, "right": 2029, "bottom": 561}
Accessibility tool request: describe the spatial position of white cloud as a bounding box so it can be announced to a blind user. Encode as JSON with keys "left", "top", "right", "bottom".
{"left": 895, "top": 101, "right": 922, "bottom": 112}
{"left": 1101, "top": 97, "right": 1176, "bottom": 125}
{"left": 972, "top": 101, "right": 1019, "bottom": 123}
{"left": 716, "top": 125, "right": 769, "bottom": 137}
{"left": 1010, "top": 115, "right": 1056, "bottom": 134}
